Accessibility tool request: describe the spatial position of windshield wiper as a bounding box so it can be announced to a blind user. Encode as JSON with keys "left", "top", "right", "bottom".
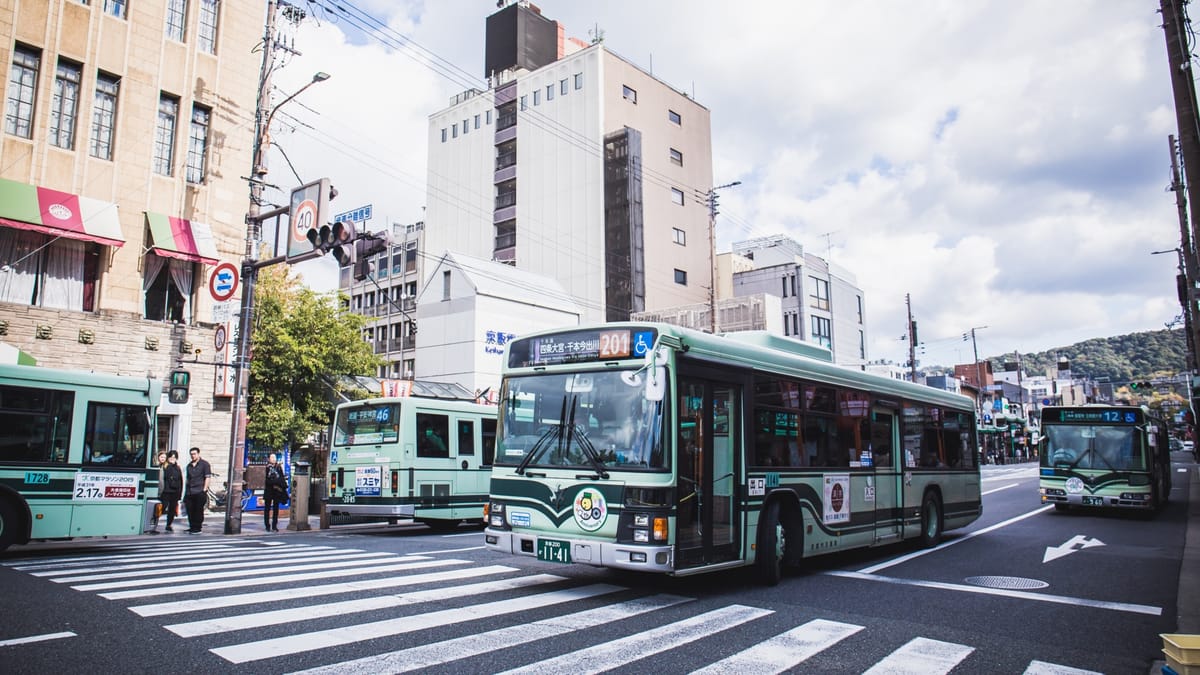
{"left": 515, "top": 424, "right": 562, "bottom": 475}
{"left": 569, "top": 422, "right": 610, "bottom": 479}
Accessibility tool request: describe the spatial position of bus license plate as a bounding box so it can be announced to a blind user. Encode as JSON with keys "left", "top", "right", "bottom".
{"left": 537, "top": 539, "right": 571, "bottom": 564}
{"left": 1082, "top": 496, "right": 1103, "bottom": 506}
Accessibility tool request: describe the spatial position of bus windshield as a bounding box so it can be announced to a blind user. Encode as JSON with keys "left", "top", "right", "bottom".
{"left": 334, "top": 402, "right": 401, "bottom": 446}
{"left": 1043, "top": 425, "right": 1145, "bottom": 471}
{"left": 496, "top": 370, "right": 667, "bottom": 471}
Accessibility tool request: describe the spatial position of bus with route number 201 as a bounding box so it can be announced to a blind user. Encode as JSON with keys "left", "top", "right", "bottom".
{"left": 325, "top": 395, "right": 497, "bottom": 530}
{"left": 483, "top": 322, "right": 982, "bottom": 585}
{"left": 0, "top": 363, "right": 161, "bottom": 551}
{"left": 1038, "top": 404, "right": 1172, "bottom": 512}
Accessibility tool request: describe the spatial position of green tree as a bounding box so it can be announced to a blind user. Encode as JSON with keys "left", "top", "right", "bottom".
{"left": 246, "top": 266, "right": 381, "bottom": 450}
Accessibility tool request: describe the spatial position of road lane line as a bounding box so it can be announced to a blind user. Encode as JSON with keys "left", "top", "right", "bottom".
{"left": 0, "top": 631, "right": 76, "bottom": 647}
{"left": 826, "top": 570, "right": 1161, "bottom": 615}
{"left": 862, "top": 637, "right": 973, "bottom": 675}
{"left": 857, "top": 505, "right": 1053, "bottom": 574}
{"left": 982, "top": 482, "right": 1021, "bottom": 495}
{"left": 690, "top": 618, "right": 864, "bottom": 674}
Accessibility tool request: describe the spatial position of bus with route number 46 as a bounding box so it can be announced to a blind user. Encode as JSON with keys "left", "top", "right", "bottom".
{"left": 0, "top": 363, "right": 161, "bottom": 551}
{"left": 483, "top": 322, "right": 983, "bottom": 585}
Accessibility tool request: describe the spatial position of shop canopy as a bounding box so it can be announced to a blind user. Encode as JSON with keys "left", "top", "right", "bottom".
{"left": 0, "top": 177, "right": 124, "bottom": 247}
{"left": 144, "top": 211, "right": 219, "bottom": 265}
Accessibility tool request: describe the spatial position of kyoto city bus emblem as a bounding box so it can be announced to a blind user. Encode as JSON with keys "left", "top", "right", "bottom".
{"left": 573, "top": 489, "right": 608, "bottom": 531}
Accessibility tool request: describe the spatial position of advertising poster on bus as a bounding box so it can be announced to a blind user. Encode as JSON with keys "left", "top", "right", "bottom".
{"left": 823, "top": 474, "right": 850, "bottom": 523}
{"left": 73, "top": 473, "right": 139, "bottom": 501}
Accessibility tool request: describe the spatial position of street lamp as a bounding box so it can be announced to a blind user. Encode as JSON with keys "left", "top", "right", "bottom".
{"left": 224, "top": 68, "right": 331, "bottom": 535}
{"left": 707, "top": 180, "right": 741, "bottom": 333}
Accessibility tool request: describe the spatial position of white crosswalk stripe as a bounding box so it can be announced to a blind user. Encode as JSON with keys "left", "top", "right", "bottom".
{"left": 7, "top": 539, "right": 1104, "bottom": 674}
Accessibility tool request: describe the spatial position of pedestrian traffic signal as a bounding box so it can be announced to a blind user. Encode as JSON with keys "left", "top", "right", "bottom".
{"left": 168, "top": 369, "right": 191, "bottom": 404}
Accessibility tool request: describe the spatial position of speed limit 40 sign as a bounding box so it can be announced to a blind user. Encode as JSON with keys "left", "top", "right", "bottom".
{"left": 285, "top": 178, "right": 332, "bottom": 261}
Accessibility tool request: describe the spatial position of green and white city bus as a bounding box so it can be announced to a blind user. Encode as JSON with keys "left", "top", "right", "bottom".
{"left": 484, "top": 323, "right": 982, "bottom": 584}
{"left": 1039, "top": 404, "right": 1172, "bottom": 511}
{"left": 0, "top": 363, "right": 161, "bottom": 551}
{"left": 325, "top": 395, "right": 497, "bottom": 530}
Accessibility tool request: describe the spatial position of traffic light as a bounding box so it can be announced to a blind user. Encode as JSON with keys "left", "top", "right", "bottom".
{"left": 352, "top": 232, "right": 392, "bottom": 281}
{"left": 168, "top": 370, "right": 191, "bottom": 404}
{"left": 305, "top": 220, "right": 356, "bottom": 266}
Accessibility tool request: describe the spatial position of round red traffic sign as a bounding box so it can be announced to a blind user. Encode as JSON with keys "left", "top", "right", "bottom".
{"left": 214, "top": 324, "right": 228, "bottom": 351}
{"left": 292, "top": 198, "right": 319, "bottom": 245}
{"left": 209, "top": 262, "right": 239, "bottom": 302}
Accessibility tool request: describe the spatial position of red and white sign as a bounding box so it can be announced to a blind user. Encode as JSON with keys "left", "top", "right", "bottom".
{"left": 214, "top": 324, "right": 228, "bottom": 352}
{"left": 209, "top": 262, "right": 239, "bottom": 302}
{"left": 292, "top": 198, "right": 319, "bottom": 246}
{"left": 380, "top": 379, "right": 413, "bottom": 397}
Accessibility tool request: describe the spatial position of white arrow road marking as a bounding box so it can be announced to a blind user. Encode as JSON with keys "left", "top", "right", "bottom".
{"left": 1043, "top": 535, "right": 1105, "bottom": 563}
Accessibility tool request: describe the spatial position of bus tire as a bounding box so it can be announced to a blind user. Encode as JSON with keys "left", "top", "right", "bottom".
{"left": 919, "top": 492, "right": 943, "bottom": 547}
{"left": 756, "top": 500, "right": 785, "bottom": 586}
{"left": 0, "top": 497, "right": 21, "bottom": 552}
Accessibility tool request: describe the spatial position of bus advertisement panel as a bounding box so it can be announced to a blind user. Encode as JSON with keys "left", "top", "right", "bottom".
{"left": 325, "top": 396, "right": 496, "bottom": 530}
{"left": 0, "top": 363, "right": 161, "bottom": 551}
{"left": 1039, "top": 405, "right": 1172, "bottom": 511}
{"left": 484, "top": 323, "right": 982, "bottom": 585}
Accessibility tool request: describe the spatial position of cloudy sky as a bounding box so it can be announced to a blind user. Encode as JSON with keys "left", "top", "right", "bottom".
{"left": 263, "top": 0, "right": 1181, "bottom": 370}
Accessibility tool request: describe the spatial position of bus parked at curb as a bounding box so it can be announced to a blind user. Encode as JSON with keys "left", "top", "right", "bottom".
{"left": 484, "top": 323, "right": 982, "bottom": 585}
{"left": 1038, "top": 404, "right": 1172, "bottom": 512}
{"left": 325, "top": 396, "right": 497, "bottom": 530}
{"left": 0, "top": 363, "right": 161, "bottom": 551}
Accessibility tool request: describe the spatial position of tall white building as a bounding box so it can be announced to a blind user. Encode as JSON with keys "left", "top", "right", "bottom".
{"left": 424, "top": 2, "right": 714, "bottom": 324}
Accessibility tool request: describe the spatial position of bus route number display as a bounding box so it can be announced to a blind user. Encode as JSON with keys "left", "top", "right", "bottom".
{"left": 73, "top": 472, "right": 139, "bottom": 501}
{"left": 1058, "top": 410, "right": 1136, "bottom": 424}
{"left": 517, "top": 328, "right": 657, "bottom": 367}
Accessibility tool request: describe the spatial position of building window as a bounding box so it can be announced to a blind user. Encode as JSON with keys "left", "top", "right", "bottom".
{"left": 810, "top": 276, "right": 830, "bottom": 311}
{"left": 533, "top": 89, "right": 540, "bottom": 106}
{"left": 440, "top": 128, "right": 446, "bottom": 142}
{"left": 165, "top": 0, "right": 187, "bottom": 42}
{"left": 153, "top": 95, "right": 178, "bottom": 176}
{"left": 670, "top": 187, "right": 685, "bottom": 206}
{"left": 622, "top": 85, "right": 637, "bottom": 103}
{"left": 669, "top": 148, "right": 683, "bottom": 166}
{"left": 792, "top": 313, "right": 799, "bottom": 336}
{"left": 546, "top": 84, "right": 554, "bottom": 101}
{"left": 668, "top": 109, "right": 681, "bottom": 125}
{"left": 403, "top": 359, "right": 414, "bottom": 379}
{"left": 0, "top": 229, "right": 99, "bottom": 312}
{"left": 143, "top": 254, "right": 195, "bottom": 322}
{"left": 781, "top": 276, "right": 788, "bottom": 298}
{"left": 811, "top": 316, "right": 832, "bottom": 349}
{"left": 674, "top": 269, "right": 687, "bottom": 285}
{"left": 198, "top": 0, "right": 219, "bottom": 53}
{"left": 5, "top": 45, "right": 40, "bottom": 139}
{"left": 474, "top": 113, "right": 480, "bottom": 129}
{"left": 49, "top": 60, "right": 82, "bottom": 150}
{"left": 185, "top": 105, "right": 210, "bottom": 184}
{"left": 486, "top": 109, "right": 492, "bottom": 124}
{"left": 857, "top": 295, "right": 864, "bottom": 323}
{"left": 451, "top": 122, "right": 457, "bottom": 138}
{"left": 673, "top": 227, "right": 686, "bottom": 245}
{"left": 103, "top": 0, "right": 126, "bottom": 19}
{"left": 461, "top": 118, "right": 468, "bottom": 134}
{"left": 89, "top": 73, "right": 118, "bottom": 160}
{"left": 859, "top": 330, "right": 866, "bottom": 359}
{"left": 574, "top": 73, "right": 583, "bottom": 89}
{"left": 790, "top": 274, "right": 797, "bottom": 297}
{"left": 560, "top": 78, "right": 568, "bottom": 95}
{"left": 442, "top": 270, "right": 451, "bottom": 301}
{"left": 519, "top": 95, "right": 527, "bottom": 111}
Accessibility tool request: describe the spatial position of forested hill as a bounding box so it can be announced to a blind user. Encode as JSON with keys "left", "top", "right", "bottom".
{"left": 986, "top": 328, "right": 1187, "bottom": 382}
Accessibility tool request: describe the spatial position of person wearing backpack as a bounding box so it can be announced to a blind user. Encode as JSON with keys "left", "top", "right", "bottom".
{"left": 263, "top": 453, "right": 289, "bottom": 532}
{"left": 160, "top": 450, "right": 184, "bottom": 532}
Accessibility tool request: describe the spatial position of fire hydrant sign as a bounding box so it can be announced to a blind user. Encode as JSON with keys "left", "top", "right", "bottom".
{"left": 73, "top": 472, "right": 139, "bottom": 501}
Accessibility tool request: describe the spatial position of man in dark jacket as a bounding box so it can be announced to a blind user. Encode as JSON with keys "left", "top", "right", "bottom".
{"left": 160, "top": 450, "right": 184, "bottom": 532}
{"left": 184, "top": 447, "right": 212, "bottom": 533}
{"left": 263, "top": 452, "right": 289, "bottom": 532}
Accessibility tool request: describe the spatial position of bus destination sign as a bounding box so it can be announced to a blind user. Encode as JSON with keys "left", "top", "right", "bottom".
{"left": 510, "top": 328, "right": 657, "bottom": 368}
{"left": 1054, "top": 409, "right": 1138, "bottom": 424}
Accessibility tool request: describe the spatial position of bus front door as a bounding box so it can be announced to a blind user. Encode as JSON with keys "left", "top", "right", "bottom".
{"left": 676, "top": 374, "right": 741, "bottom": 569}
{"left": 871, "top": 409, "right": 902, "bottom": 542}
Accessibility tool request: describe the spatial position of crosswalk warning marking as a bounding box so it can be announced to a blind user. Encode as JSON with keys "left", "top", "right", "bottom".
{"left": 691, "top": 618, "right": 865, "bottom": 674}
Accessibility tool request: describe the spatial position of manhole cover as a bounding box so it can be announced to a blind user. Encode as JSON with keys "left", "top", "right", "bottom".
{"left": 964, "top": 575, "right": 1049, "bottom": 590}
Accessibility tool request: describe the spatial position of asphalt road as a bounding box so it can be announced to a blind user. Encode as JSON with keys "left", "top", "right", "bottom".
{"left": 1, "top": 455, "right": 1194, "bottom": 674}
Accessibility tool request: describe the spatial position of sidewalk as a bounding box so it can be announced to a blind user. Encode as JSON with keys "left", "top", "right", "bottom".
{"left": 155, "top": 507, "right": 317, "bottom": 537}
{"left": 1149, "top": 458, "right": 1199, "bottom": 675}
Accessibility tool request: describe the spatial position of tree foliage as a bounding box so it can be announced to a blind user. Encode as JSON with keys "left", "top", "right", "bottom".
{"left": 986, "top": 328, "right": 1187, "bottom": 383}
{"left": 246, "top": 266, "right": 381, "bottom": 450}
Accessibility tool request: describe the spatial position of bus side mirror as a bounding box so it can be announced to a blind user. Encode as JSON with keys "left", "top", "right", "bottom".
{"left": 645, "top": 366, "right": 666, "bottom": 402}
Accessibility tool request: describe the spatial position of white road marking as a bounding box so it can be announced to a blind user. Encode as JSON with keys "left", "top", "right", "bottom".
{"left": 827, "top": 570, "right": 1161, "bottom": 615}
{"left": 1024, "top": 660, "right": 1104, "bottom": 674}
{"left": 982, "top": 482, "right": 1021, "bottom": 495}
{"left": 690, "top": 618, "right": 864, "bottom": 675}
{"left": 1043, "top": 535, "right": 1104, "bottom": 563}
{"left": 71, "top": 551, "right": 398, "bottom": 591}
{"left": 41, "top": 548, "right": 352, "bottom": 582}
{"left": 0, "top": 631, "right": 76, "bottom": 647}
{"left": 284, "top": 594, "right": 693, "bottom": 675}
{"left": 7, "top": 544, "right": 242, "bottom": 568}
{"left": 862, "top": 637, "right": 974, "bottom": 675}
{"left": 498, "top": 605, "right": 772, "bottom": 675}
{"left": 210, "top": 583, "right": 626, "bottom": 664}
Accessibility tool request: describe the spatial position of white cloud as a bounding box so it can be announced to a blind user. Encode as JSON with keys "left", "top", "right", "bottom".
{"left": 268, "top": 0, "right": 1181, "bottom": 369}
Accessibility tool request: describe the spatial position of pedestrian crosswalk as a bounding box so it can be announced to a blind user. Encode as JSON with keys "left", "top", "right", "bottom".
{"left": 2, "top": 538, "right": 1102, "bottom": 674}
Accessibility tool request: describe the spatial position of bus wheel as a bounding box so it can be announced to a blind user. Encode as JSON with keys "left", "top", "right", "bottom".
{"left": 756, "top": 501, "right": 785, "bottom": 586}
{"left": 919, "top": 492, "right": 943, "bottom": 547}
{"left": 0, "top": 498, "right": 19, "bottom": 552}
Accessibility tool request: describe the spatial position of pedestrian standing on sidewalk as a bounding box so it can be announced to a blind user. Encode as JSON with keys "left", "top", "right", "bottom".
{"left": 184, "top": 447, "right": 212, "bottom": 534}
{"left": 160, "top": 450, "right": 184, "bottom": 532}
{"left": 262, "top": 453, "right": 288, "bottom": 532}
{"left": 150, "top": 451, "right": 167, "bottom": 532}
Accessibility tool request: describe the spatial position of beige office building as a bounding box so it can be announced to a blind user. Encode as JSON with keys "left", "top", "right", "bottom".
{"left": 0, "top": 1, "right": 262, "bottom": 457}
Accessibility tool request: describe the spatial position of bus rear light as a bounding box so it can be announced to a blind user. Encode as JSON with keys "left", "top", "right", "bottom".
{"left": 391, "top": 469, "right": 399, "bottom": 495}
{"left": 652, "top": 517, "right": 668, "bottom": 541}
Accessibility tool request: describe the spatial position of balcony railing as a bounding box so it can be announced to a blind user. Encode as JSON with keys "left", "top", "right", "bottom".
{"left": 495, "top": 151, "right": 516, "bottom": 170}
{"left": 496, "top": 112, "right": 516, "bottom": 130}
{"left": 495, "top": 191, "right": 517, "bottom": 209}
{"left": 495, "top": 231, "right": 516, "bottom": 250}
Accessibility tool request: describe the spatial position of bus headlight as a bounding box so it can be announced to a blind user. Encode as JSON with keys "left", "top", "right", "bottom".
{"left": 633, "top": 513, "right": 649, "bottom": 527}
{"left": 633, "top": 529, "right": 649, "bottom": 543}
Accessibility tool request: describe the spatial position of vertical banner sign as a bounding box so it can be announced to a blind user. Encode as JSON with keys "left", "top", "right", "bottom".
{"left": 286, "top": 178, "right": 331, "bottom": 261}
{"left": 213, "top": 322, "right": 233, "bottom": 398}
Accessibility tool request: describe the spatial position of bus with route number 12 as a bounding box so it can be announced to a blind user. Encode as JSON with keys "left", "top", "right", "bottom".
{"left": 1038, "top": 404, "right": 1172, "bottom": 512}
{"left": 325, "top": 395, "right": 497, "bottom": 530}
{"left": 484, "top": 322, "right": 982, "bottom": 585}
{"left": 0, "top": 363, "right": 161, "bottom": 551}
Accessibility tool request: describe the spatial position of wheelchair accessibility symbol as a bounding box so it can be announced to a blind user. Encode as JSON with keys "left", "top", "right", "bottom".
{"left": 632, "top": 331, "right": 654, "bottom": 357}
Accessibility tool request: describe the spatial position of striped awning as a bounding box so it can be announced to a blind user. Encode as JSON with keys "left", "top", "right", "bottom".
{"left": 0, "top": 177, "right": 125, "bottom": 247}
{"left": 144, "top": 211, "right": 219, "bottom": 265}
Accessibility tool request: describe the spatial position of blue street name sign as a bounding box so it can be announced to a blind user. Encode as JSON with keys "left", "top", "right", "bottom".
{"left": 333, "top": 204, "right": 372, "bottom": 224}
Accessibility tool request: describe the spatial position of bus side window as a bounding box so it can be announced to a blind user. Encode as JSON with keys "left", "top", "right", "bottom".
{"left": 458, "top": 420, "right": 475, "bottom": 459}
{"left": 482, "top": 418, "right": 497, "bottom": 466}
{"left": 416, "top": 413, "right": 450, "bottom": 458}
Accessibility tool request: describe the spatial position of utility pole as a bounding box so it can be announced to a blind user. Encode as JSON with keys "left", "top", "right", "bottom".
{"left": 706, "top": 181, "right": 741, "bottom": 333}
{"left": 1169, "top": 135, "right": 1199, "bottom": 377}
{"left": 964, "top": 326, "right": 987, "bottom": 420}
{"left": 906, "top": 293, "right": 917, "bottom": 383}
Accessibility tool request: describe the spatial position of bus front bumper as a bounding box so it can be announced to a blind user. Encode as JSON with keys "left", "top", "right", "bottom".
{"left": 1041, "top": 493, "right": 1155, "bottom": 508}
{"left": 325, "top": 503, "right": 415, "bottom": 517}
{"left": 484, "top": 528, "right": 674, "bottom": 573}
